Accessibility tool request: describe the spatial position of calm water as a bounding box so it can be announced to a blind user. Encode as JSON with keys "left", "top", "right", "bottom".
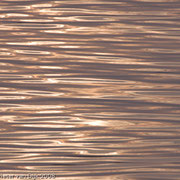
{"left": 0, "top": 0, "right": 180, "bottom": 179}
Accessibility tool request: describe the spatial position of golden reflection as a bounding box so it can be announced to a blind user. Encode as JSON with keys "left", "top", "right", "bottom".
{"left": 6, "top": 41, "right": 65, "bottom": 45}
{"left": 20, "top": 19, "right": 55, "bottom": 23}
{"left": 0, "top": 0, "right": 180, "bottom": 178}
{"left": 31, "top": 4, "right": 53, "bottom": 8}
{"left": 15, "top": 50, "right": 51, "bottom": 55}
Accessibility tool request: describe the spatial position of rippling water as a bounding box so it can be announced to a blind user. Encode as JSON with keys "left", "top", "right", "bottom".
{"left": 0, "top": 0, "right": 180, "bottom": 179}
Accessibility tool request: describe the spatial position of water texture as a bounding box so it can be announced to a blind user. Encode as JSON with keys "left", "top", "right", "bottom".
{"left": 0, "top": 0, "right": 180, "bottom": 179}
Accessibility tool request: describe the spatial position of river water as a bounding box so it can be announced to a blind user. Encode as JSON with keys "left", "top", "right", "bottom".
{"left": 0, "top": 0, "right": 180, "bottom": 179}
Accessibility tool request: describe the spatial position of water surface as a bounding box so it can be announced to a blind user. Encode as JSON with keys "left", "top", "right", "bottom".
{"left": 0, "top": 0, "right": 180, "bottom": 179}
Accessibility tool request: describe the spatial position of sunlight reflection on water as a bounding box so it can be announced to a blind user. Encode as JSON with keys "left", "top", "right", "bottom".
{"left": 0, "top": 0, "right": 180, "bottom": 179}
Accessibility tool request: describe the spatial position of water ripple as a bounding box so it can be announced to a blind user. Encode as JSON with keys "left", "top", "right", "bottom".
{"left": 0, "top": 0, "right": 180, "bottom": 179}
